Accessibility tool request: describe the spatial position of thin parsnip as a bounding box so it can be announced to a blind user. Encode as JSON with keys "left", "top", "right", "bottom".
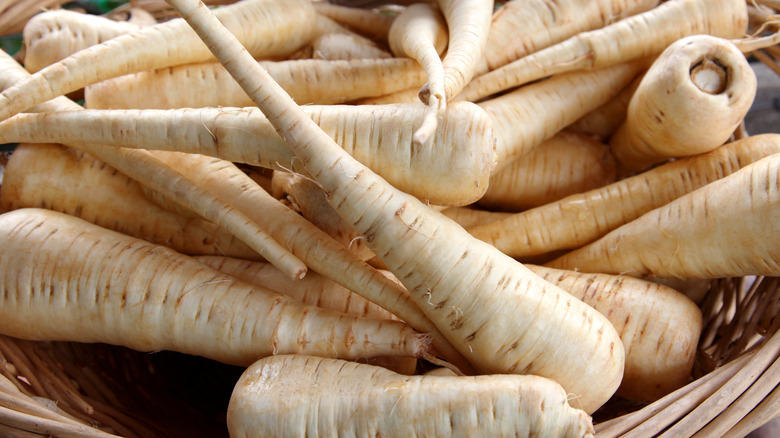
{"left": 527, "top": 265, "right": 702, "bottom": 402}
{"left": 0, "top": 0, "right": 319, "bottom": 122}
{"left": 312, "top": 32, "right": 392, "bottom": 60}
{"left": 0, "top": 103, "right": 495, "bottom": 206}
{"left": 477, "top": 131, "right": 617, "bottom": 211}
{"left": 227, "top": 355, "right": 595, "bottom": 438}
{"left": 0, "top": 143, "right": 259, "bottom": 260}
{"left": 480, "top": 60, "right": 645, "bottom": 171}
{"left": 0, "top": 208, "right": 430, "bottom": 365}
{"left": 609, "top": 35, "right": 757, "bottom": 173}
{"left": 468, "top": 134, "right": 780, "bottom": 259}
{"left": 84, "top": 58, "right": 427, "bottom": 108}
{"left": 168, "top": 0, "right": 625, "bottom": 413}
{"left": 546, "top": 153, "right": 780, "bottom": 279}
{"left": 483, "top": 0, "right": 659, "bottom": 71}
{"left": 457, "top": 0, "right": 748, "bottom": 102}
{"left": 387, "top": 2, "right": 448, "bottom": 145}
{"left": 312, "top": 2, "right": 396, "bottom": 43}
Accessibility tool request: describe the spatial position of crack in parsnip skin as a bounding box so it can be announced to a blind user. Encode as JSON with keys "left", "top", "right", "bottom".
{"left": 228, "top": 355, "right": 595, "bottom": 438}
{"left": 468, "top": 134, "right": 780, "bottom": 259}
{"left": 0, "top": 208, "right": 430, "bottom": 365}
{"left": 546, "top": 153, "right": 780, "bottom": 279}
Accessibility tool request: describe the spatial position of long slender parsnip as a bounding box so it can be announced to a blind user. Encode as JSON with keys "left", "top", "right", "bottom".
{"left": 84, "top": 58, "right": 427, "bottom": 108}
{"left": 468, "top": 134, "right": 780, "bottom": 259}
{"left": 483, "top": 0, "right": 659, "bottom": 71}
{"left": 0, "top": 0, "right": 318, "bottom": 122}
{"left": 546, "top": 153, "right": 780, "bottom": 279}
{"left": 0, "top": 103, "right": 495, "bottom": 206}
{"left": 0, "top": 208, "right": 430, "bottom": 365}
{"left": 609, "top": 35, "right": 757, "bottom": 173}
{"left": 0, "top": 143, "right": 259, "bottom": 260}
{"left": 227, "top": 355, "right": 595, "bottom": 438}
{"left": 527, "top": 265, "right": 702, "bottom": 402}
{"left": 166, "top": 0, "right": 625, "bottom": 413}
{"left": 457, "top": 0, "right": 748, "bottom": 102}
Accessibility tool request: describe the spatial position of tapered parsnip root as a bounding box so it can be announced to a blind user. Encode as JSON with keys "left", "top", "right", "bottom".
{"left": 457, "top": 0, "right": 748, "bottom": 102}
{"left": 483, "top": 0, "right": 659, "bottom": 71}
{"left": 547, "top": 153, "right": 780, "bottom": 278}
{"left": 312, "top": 2, "right": 396, "bottom": 43}
{"left": 0, "top": 208, "right": 430, "bottom": 365}
{"left": 84, "top": 58, "right": 427, "bottom": 108}
{"left": 468, "top": 134, "right": 780, "bottom": 259}
{"left": 609, "top": 35, "right": 757, "bottom": 173}
{"left": 477, "top": 131, "right": 618, "bottom": 211}
{"left": 167, "top": 0, "right": 625, "bottom": 413}
{"left": 0, "top": 143, "right": 259, "bottom": 260}
{"left": 527, "top": 265, "right": 702, "bottom": 402}
{"left": 0, "top": 103, "right": 495, "bottom": 206}
{"left": 0, "top": 0, "right": 319, "bottom": 122}
{"left": 227, "top": 355, "right": 595, "bottom": 438}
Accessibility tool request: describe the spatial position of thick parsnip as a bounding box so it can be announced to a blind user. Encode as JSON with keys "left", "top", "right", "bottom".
{"left": 227, "top": 355, "right": 595, "bottom": 438}
{"left": 0, "top": 143, "right": 259, "bottom": 260}
{"left": 0, "top": 103, "right": 495, "bottom": 206}
{"left": 546, "top": 153, "right": 780, "bottom": 279}
{"left": 167, "top": 0, "right": 625, "bottom": 413}
{"left": 609, "top": 35, "right": 757, "bottom": 173}
{"left": 0, "top": 208, "right": 430, "bottom": 366}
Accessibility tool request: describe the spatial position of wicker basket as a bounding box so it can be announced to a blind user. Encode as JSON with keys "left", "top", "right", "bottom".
{"left": 1, "top": 0, "right": 780, "bottom": 437}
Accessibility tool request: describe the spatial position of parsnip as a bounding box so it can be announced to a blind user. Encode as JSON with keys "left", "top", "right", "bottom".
{"left": 168, "top": 0, "right": 625, "bottom": 413}
{"left": 227, "top": 355, "right": 595, "bottom": 438}
{"left": 0, "top": 208, "right": 430, "bottom": 366}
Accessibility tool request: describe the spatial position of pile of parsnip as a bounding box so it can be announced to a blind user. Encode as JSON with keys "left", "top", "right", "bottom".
{"left": 0, "top": 0, "right": 779, "bottom": 436}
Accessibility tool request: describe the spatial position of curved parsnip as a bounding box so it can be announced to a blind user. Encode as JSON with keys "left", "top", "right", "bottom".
{"left": 168, "top": 0, "right": 625, "bottom": 413}
{"left": 546, "top": 153, "right": 780, "bottom": 279}
{"left": 435, "top": 0, "right": 493, "bottom": 101}
{"left": 0, "top": 0, "right": 319, "bottom": 122}
{"left": 609, "top": 35, "right": 757, "bottom": 173}
{"left": 468, "top": 134, "right": 780, "bottom": 259}
{"left": 84, "top": 58, "right": 427, "bottom": 108}
{"left": 227, "top": 355, "right": 595, "bottom": 438}
{"left": 0, "top": 208, "right": 430, "bottom": 365}
{"left": 0, "top": 103, "right": 495, "bottom": 206}
{"left": 483, "top": 0, "right": 659, "bottom": 71}
{"left": 457, "top": 0, "right": 748, "bottom": 102}
{"left": 388, "top": 2, "right": 448, "bottom": 145}
{"left": 0, "top": 143, "right": 259, "bottom": 260}
{"left": 528, "top": 265, "right": 702, "bottom": 402}
{"left": 477, "top": 131, "right": 618, "bottom": 211}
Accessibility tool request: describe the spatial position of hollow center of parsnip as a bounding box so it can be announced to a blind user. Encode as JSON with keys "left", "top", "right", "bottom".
{"left": 690, "top": 58, "right": 727, "bottom": 94}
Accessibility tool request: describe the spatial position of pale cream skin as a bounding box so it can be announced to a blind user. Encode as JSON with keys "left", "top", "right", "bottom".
{"left": 228, "top": 355, "right": 595, "bottom": 438}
